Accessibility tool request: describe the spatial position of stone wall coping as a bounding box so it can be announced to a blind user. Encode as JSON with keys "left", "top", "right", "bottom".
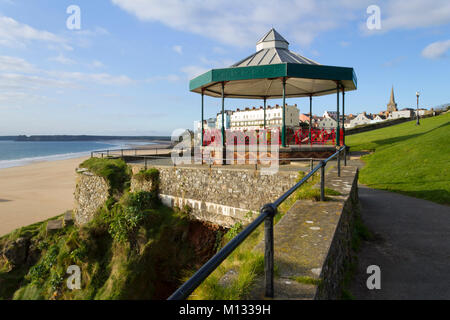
{"left": 132, "top": 164, "right": 298, "bottom": 176}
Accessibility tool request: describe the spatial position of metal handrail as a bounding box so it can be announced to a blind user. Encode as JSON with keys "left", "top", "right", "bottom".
{"left": 168, "top": 145, "right": 347, "bottom": 300}
{"left": 90, "top": 145, "right": 174, "bottom": 158}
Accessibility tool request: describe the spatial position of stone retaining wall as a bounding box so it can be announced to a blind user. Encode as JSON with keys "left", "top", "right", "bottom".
{"left": 74, "top": 164, "right": 298, "bottom": 228}
{"left": 73, "top": 169, "right": 109, "bottom": 226}
{"left": 131, "top": 166, "right": 298, "bottom": 227}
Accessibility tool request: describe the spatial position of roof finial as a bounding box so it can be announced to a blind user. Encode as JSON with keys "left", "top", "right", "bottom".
{"left": 256, "top": 28, "right": 289, "bottom": 51}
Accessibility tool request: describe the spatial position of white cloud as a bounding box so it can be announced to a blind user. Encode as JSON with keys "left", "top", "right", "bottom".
{"left": 382, "top": 0, "right": 450, "bottom": 31}
{"left": 173, "top": 45, "right": 183, "bottom": 55}
{"left": 0, "top": 91, "right": 53, "bottom": 109}
{"left": 0, "top": 54, "right": 136, "bottom": 111}
{"left": 146, "top": 74, "right": 181, "bottom": 83}
{"left": 46, "top": 71, "right": 134, "bottom": 86}
{"left": 71, "top": 27, "right": 110, "bottom": 48}
{"left": 49, "top": 53, "right": 76, "bottom": 65}
{"left": 0, "top": 16, "right": 71, "bottom": 50}
{"left": 180, "top": 65, "right": 209, "bottom": 79}
{"left": 112, "top": 0, "right": 450, "bottom": 47}
{"left": 91, "top": 60, "right": 105, "bottom": 68}
{"left": 212, "top": 46, "right": 227, "bottom": 54}
{"left": 111, "top": 0, "right": 373, "bottom": 47}
{"left": 181, "top": 56, "right": 234, "bottom": 79}
{"left": 74, "top": 27, "right": 110, "bottom": 37}
{"left": 0, "top": 73, "right": 75, "bottom": 90}
{"left": 0, "top": 55, "right": 37, "bottom": 73}
{"left": 422, "top": 40, "right": 450, "bottom": 59}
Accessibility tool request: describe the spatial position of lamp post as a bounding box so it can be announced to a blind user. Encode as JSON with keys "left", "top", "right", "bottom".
{"left": 416, "top": 91, "right": 420, "bottom": 126}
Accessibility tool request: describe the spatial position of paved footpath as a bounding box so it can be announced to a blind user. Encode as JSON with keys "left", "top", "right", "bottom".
{"left": 350, "top": 186, "right": 450, "bottom": 299}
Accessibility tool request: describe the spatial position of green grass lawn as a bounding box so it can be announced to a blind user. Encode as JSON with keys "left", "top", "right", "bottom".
{"left": 346, "top": 113, "right": 450, "bottom": 205}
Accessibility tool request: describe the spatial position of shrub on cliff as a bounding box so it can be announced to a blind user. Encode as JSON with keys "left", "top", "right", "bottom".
{"left": 79, "top": 158, "right": 131, "bottom": 195}
{"left": 104, "top": 191, "right": 160, "bottom": 243}
{"left": 134, "top": 168, "right": 159, "bottom": 186}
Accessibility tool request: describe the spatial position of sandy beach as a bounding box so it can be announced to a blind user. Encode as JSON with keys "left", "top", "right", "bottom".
{"left": 0, "top": 157, "right": 88, "bottom": 237}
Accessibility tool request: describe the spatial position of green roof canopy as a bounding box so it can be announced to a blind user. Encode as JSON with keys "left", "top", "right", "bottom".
{"left": 189, "top": 29, "right": 357, "bottom": 99}
{"left": 190, "top": 63, "right": 357, "bottom": 99}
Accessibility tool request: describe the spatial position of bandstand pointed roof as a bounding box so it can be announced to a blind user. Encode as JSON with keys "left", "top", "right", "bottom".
{"left": 190, "top": 28, "right": 357, "bottom": 99}
{"left": 258, "top": 28, "right": 289, "bottom": 45}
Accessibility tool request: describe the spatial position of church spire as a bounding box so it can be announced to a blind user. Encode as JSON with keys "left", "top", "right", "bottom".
{"left": 387, "top": 85, "right": 398, "bottom": 112}
{"left": 389, "top": 86, "right": 395, "bottom": 104}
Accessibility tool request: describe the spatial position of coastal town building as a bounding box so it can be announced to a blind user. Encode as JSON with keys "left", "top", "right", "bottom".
{"left": 299, "top": 113, "right": 311, "bottom": 123}
{"left": 344, "top": 119, "right": 352, "bottom": 129}
{"left": 349, "top": 112, "right": 373, "bottom": 127}
{"left": 216, "top": 110, "right": 233, "bottom": 129}
{"left": 229, "top": 104, "right": 299, "bottom": 131}
{"left": 323, "top": 111, "right": 338, "bottom": 119}
{"left": 414, "top": 109, "right": 428, "bottom": 116}
{"left": 195, "top": 117, "right": 217, "bottom": 142}
{"left": 316, "top": 116, "right": 338, "bottom": 130}
{"left": 388, "top": 109, "right": 413, "bottom": 119}
{"left": 371, "top": 114, "right": 387, "bottom": 123}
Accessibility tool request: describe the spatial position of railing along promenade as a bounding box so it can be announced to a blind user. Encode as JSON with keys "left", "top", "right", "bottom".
{"left": 91, "top": 145, "right": 172, "bottom": 159}
{"left": 167, "top": 145, "right": 347, "bottom": 300}
{"left": 91, "top": 145, "right": 347, "bottom": 172}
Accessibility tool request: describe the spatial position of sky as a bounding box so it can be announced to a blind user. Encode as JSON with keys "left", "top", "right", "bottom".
{"left": 0, "top": 0, "right": 448, "bottom": 136}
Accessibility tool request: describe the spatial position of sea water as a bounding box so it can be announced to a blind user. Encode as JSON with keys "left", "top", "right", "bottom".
{"left": 0, "top": 140, "right": 150, "bottom": 169}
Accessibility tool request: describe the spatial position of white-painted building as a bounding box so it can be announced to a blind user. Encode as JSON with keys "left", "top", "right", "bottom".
{"left": 349, "top": 113, "right": 373, "bottom": 127}
{"left": 371, "top": 115, "right": 387, "bottom": 123}
{"left": 195, "top": 117, "right": 218, "bottom": 143}
{"left": 215, "top": 110, "right": 233, "bottom": 129}
{"left": 344, "top": 120, "right": 352, "bottom": 129}
{"left": 388, "top": 109, "right": 413, "bottom": 120}
{"left": 414, "top": 109, "right": 428, "bottom": 117}
{"left": 230, "top": 104, "right": 299, "bottom": 131}
{"left": 323, "top": 111, "right": 338, "bottom": 119}
{"left": 316, "top": 117, "right": 337, "bottom": 130}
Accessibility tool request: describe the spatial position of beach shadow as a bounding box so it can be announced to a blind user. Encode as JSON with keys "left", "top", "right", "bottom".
{"left": 0, "top": 199, "right": 12, "bottom": 203}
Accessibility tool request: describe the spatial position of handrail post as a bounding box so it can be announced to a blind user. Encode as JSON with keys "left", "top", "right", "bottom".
{"left": 145, "top": 158, "right": 147, "bottom": 170}
{"left": 344, "top": 146, "right": 347, "bottom": 166}
{"left": 310, "top": 158, "right": 313, "bottom": 171}
{"left": 320, "top": 161, "right": 325, "bottom": 201}
{"left": 337, "top": 149, "right": 341, "bottom": 177}
{"left": 262, "top": 203, "right": 277, "bottom": 298}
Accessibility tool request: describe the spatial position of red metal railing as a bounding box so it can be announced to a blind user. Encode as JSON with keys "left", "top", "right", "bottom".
{"left": 202, "top": 128, "right": 344, "bottom": 146}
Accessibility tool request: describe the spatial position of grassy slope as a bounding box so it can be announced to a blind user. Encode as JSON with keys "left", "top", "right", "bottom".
{"left": 346, "top": 113, "right": 450, "bottom": 205}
